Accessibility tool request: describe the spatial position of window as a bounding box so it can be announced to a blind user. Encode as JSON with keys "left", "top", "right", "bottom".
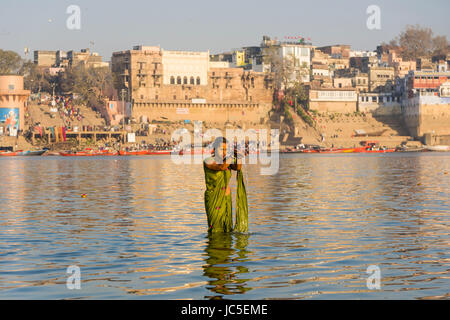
{"left": 196, "top": 77, "right": 201, "bottom": 85}
{"left": 183, "top": 76, "right": 188, "bottom": 85}
{"left": 8, "top": 84, "right": 14, "bottom": 90}
{"left": 190, "top": 77, "right": 194, "bottom": 85}
{"left": 155, "top": 95, "right": 158, "bottom": 100}
{"left": 170, "top": 76, "right": 175, "bottom": 84}
{"left": 173, "top": 95, "right": 176, "bottom": 100}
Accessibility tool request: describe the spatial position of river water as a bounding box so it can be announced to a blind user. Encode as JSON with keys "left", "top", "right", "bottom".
{"left": 0, "top": 153, "right": 449, "bottom": 299}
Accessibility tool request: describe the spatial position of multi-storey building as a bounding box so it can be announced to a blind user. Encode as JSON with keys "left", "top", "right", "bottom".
{"left": 369, "top": 66, "right": 395, "bottom": 92}
{"left": 111, "top": 45, "right": 274, "bottom": 123}
{"left": 406, "top": 70, "right": 450, "bottom": 96}
{"left": 33, "top": 50, "right": 57, "bottom": 67}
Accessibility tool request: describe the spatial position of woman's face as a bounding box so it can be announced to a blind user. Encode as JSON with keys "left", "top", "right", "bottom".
{"left": 216, "top": 142, "right": 227, "bottom": 159}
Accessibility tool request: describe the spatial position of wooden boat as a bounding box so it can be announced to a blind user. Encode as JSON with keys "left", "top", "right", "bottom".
{"left": 425, "top": 145, "right": 450, "bottom": 152}
{"left": 145, "top": 149, "right": 173, "bottom": 155}
{"left": 396, "top": 147, "right": 426, "bottom": 152}
{"left": 0, "top": 150, "right": 46, "bottom": 156}
{"left": 60, "top": 150, "right": 119, "bottom": 156}
{"left": 360, "top": 148, "right": 396, "bottom": 153}
{"left": 17, "top": 150, "right": 46, "bottom": 156}
{"left": 119, "top": 150, "right": 148, "bottom": 156}
{"left": 0, "top": 151, "right": 19, "bottom": 156}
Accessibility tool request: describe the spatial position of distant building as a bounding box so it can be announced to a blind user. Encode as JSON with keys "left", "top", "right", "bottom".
{"left": 369, "top": 66, "right": 395, "bottom": 92}
{"left": 316, "top": 45, "right": 350, "bottom": 59}
{"left": 333, "top": 77, "right": 352, "bottom": 89}
{"left": 67, "top": 49, "right": 108, "bottom": 68}
{"left": 111, "top": 45, "right": 274, "bottom": 123}
{"left": 416, "top": 58, "right": 434, "bottom": 71}
{"left": 406, "top": 70, "right": 450, "bottom": 96}
{"left": 388, "top": 51, "right": 416, "bottom": 77}
{"left": 352, "top": 73, "right": 369, "bottom": 92}
{"left": 311, "top": 64, "right": 329, "bottom": 77}
{"left": 350, "top": 55, "right": 378, "bottom": 73}
{"left": 309, "top": 87, "right": 357, "bottom": 113}
{"left": 34, "top": 50, "right": 57, "bottom": 67}
{"left": 349, "top": 51, "right": 377, "bottom": 58}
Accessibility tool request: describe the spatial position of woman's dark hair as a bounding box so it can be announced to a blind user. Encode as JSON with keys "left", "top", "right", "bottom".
{"left": 212, "top": 137, "right": 228, "bottom": 157}
{"left": 212, "top": 137, "right": 228, "bottom": 149}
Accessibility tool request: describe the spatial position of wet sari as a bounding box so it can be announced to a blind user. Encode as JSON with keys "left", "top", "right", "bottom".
{"left": 203, "top": 158, "right": 248, "bottom": 233}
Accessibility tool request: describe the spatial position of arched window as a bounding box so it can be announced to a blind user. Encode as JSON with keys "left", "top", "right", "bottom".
{"left": 183, "top": 76, "right": 188, "bottom": 85}
{"left": 177, "top": 76, "right": 181, "bottom": 85}
{"left": 190, "top": 77, "right": 195, "bottom": 85}
{"left": 170, "top": 76, "right": 175, "bottom": 85}
{"left": 196, "top": 77, "right": 201, "bottom": 85}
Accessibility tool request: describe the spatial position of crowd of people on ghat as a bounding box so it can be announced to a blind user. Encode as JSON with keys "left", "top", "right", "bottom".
{"left": 51, "top": 96, "right": 84, "bottom": 126}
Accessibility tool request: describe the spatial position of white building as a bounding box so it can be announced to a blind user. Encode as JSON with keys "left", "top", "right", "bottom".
{"left": 162, "top": 49, "right": 210, "bottom": 86}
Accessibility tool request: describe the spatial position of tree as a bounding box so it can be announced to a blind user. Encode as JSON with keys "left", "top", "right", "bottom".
{"left": 19, "top": 60, "right": 52, "bottom": 93}
{"left": 57, "top": 64, "right": 114, "bottom": 106}
{"left": 0, "top": 49, "right": 22, "bottom": 74}
{"left": 432, "top": 35, "right": 450, "bottom": 57}
{"left": 263, "top": 46, "right": 309, "bottom": 90}
{"left": 392, "top": 25, "right": 450, "bottom": 60}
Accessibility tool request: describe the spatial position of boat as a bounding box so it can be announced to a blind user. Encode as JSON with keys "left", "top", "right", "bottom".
{"left": 425, "top": 145, "right": 450, "bottom": 152}
{"left": 0, "top": 150, "right": 46, "bottom": 156}
{"left": 60, "top": 150, "right": 119, "bottom": 156}
{"left": 145, "top": 149, "right": 173, "bottom": 155}
{"left": 396, "top": 146, "right": 427, "bottom": 152}
{"left": 17, "top": 150, "right": 46, "bottom": 156}
{"left": 119, "top": 150, "right": 148, "bottom": 156}
{"left": 360, "top": 148, "right": 396, "bottom": 153}
{"left": 0, "top": 151, "right": 19, "bottom": 156}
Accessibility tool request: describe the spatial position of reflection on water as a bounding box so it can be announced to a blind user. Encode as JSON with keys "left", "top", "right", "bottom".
{"left": 203, "top": 233, "right": 251, "bottom": 299}
{"left": 0, "top": 153, "right": 449, "bottom": 299}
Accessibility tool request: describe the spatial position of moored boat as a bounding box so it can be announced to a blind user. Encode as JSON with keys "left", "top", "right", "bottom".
{"left": 425, "top": 145, "right": 450, "bottom": 152}
{"left": 17, "top": 150, "right": 46, "bottom": 156}
{"left": 0, "top": 150, "right": 46, "bottom": 156}
{"left": 119, "top": 150, "right": 148, "bottom": 156}
{"left": 0, "top": 151, "right": 19, "bottom": 156}
{"left": 60, "top": 150, "right": 119, "bottom": 156}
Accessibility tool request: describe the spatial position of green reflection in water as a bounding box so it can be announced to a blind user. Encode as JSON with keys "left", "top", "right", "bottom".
{"left": 203, "top": 232, "right": 252, "bottom": 299}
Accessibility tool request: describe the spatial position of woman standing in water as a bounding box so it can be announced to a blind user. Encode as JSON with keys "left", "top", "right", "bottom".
{"left": 203, "top": 137, "right": 248, "bottom": 233}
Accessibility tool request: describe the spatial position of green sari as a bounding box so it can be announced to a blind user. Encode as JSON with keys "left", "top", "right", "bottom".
{"left": 203, "top": 158, "right": 248, "bottom": 233}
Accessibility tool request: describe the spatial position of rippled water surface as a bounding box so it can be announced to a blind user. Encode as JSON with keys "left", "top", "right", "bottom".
{"left": 0, "top": 153, "right": 449, "bottom": 299}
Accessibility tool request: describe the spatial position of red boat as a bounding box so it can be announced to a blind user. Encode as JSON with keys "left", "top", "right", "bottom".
{"left": 60, "top": 150, "right": 119, "bottom": 156}
{"left": 0, "top": 151, "right": 20, "bottom": 156}
{"left": 119, "top": 150, "right": 148, "bottom": 156}
{"left": 360, "top": 148, "right": 396, "bottom": 153}
{"left": 145, "top": 149, "right": 173, "bottom": 155}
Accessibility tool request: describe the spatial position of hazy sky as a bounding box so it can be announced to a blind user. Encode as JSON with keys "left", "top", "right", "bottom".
{"left": 1, "top": 0, "right": 449, "bottom": 61}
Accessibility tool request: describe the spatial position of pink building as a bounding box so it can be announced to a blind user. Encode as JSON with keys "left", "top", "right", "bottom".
{"left": 0, "top": 75, "right": 30, "bottom": 132}
{"left": 97, "top": 100, "right": 132, "bottom": 125}
{"left": 388, "top": 51, "right": 416, "bottom": 77}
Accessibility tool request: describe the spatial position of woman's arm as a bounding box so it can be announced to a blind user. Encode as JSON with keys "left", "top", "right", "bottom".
{"left": 204, "top": 157, "right": 232, "bottom": 171}
{"left": 230, "top": 163, "right": 242, "bottom": 171}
